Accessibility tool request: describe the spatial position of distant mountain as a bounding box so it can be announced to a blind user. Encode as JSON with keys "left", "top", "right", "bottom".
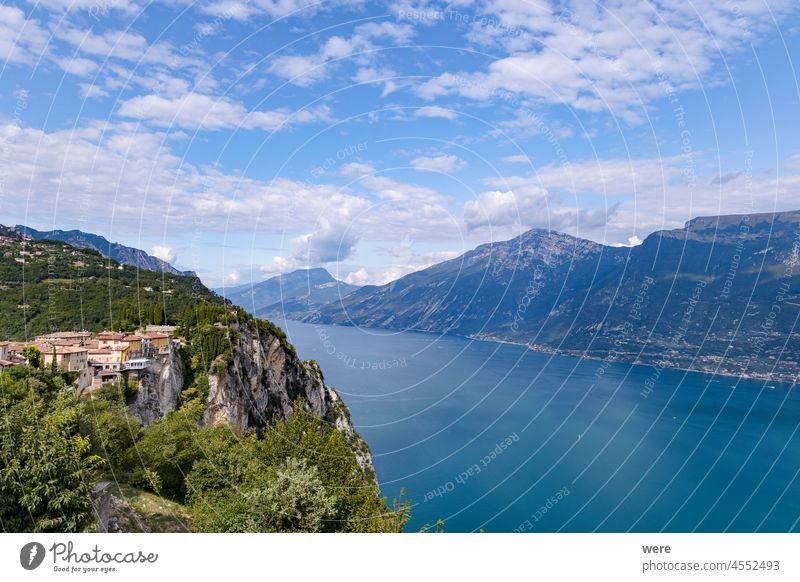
{"left": 307, "top": 211, "right": 800, "bottom": 382}
{"left": 0, "top": 224, "right": 219, "bottom": 337}
{"left": 219, "top": 268, "right": 359, "bottom": 320}
{"left": 16, "top": 225, "right": 193, "bottom": 277}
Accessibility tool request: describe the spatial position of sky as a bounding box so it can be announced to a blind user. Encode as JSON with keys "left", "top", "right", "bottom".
{"left": 1, "top": 0, "right": 799, "bottom": 288}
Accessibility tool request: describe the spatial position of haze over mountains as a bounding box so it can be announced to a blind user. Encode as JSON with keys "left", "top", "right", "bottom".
{"left": 218, "top": 268, "right": 359, "bottom": 320}
{"left": 16, "top": 225, "right": 193, "bottom": 277}
{"left": 296, "top": 211, "right": 800, "bottom": 382}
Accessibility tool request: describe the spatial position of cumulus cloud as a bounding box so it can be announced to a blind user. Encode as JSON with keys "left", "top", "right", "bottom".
{"left": 269, "top": 20, "right": 415, "bottom": 86}
{"left": 415, "top": 106, "right": 457, "bottom": 120}
{"left": 151, "top": 246, "right": 177, "bottom": 263}
{"left": 417, "top": 0, "right": 797, "bottom": 121}
{"left": 411, "top": 154, "right": 466, "bottom": 173}
{"left": 291, "top": 218, "right": 360, "bottom": 264}
{"left": 118, "top": 92, "right": 331, "bottom": 131}
{"left": 502, "top": 154, "right": 532, "bottom": 164}
{"left": 344, "top": 267, "right": 370, "bottom": 285}
{"left": 0, "top": 6, "right": 48, "bottom": 64}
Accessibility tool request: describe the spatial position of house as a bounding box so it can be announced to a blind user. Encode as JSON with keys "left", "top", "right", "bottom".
{"left": 0, "top": 341, "right": 8, "bottom": 361}
{"left": 88, "top": 348, "right": 123, "bottom": 386}
{"left": 123, "top": 335, "right": 143, "bottom": 357}
{"left": 35, "top": 331, "right": 92, "bottom": 346}
{"left": 42, "top": 346, "right": 91, "bottom": 390}
{"left": 43, "top": 346, "right": 89, "bottom": 372}
{"left": 143, "top": 333, "right": 171, "bottom": 355}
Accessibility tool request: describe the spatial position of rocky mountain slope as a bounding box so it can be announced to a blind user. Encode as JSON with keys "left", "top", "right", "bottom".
{"left": 0, "top": 224, "right": 216, "bottom": 337}
{"left": 219, "top": 267, "right": 359, "bottom": 320}
{"left": 16, "top": 224, "right": 193, "bottom": 276}
{"left": 307, "top": 211, "right": 800, "bottom": 381}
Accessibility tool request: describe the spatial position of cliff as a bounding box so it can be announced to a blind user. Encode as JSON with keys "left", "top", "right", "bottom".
{"left": 126, "top": 319, "right": 372, "bottom": 470}
{"left": 130, "top": 352, "right": 187, "bottom": 425}
{"left": 204, "top": 321, "right": 372, "bottom": 469}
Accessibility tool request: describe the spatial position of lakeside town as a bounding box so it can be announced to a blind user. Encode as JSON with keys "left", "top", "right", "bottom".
{"left": 0, "top": 328, "right": 178, "bottom": 390}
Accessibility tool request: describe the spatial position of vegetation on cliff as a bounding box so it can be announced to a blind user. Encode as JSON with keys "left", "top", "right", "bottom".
{"left": 0, "top": 367, "right": 409, "bottom": 532}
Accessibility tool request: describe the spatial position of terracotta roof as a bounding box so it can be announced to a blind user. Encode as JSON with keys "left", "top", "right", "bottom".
{"left": 143, "top": 333, "right": 170, "bottom": 339}
{"left": 54, "top": 346, "right": 88, "bottom": 355}
{"left": 36, "top": 331, "right": 91, "bottom": 339}
{"left": 123, "top": 335, "right": 142, "bottom": 341}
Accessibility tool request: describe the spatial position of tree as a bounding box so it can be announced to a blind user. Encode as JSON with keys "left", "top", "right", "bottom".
{"left": 21, "top": 346, "right": 41, "bottom": 369}
{"left": 120, "top": 401, "right": 204, "bottom": 499}
{"left": 190, "top": 457, "right": 335, "bottom": 533}
{"left": 0, "top": 394, "right": 104, "bottom": 532}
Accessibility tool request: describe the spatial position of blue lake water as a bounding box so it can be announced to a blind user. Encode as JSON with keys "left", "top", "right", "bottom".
{"left": 279, "top": 320, "right": 800, "bottom": 532}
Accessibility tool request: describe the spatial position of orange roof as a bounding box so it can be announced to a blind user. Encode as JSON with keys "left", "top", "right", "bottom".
{"left": 123, "top": 335, "right": 142, "bottom": 341}
{"left": 54, "top": 346, "right": 88, "bottom": 355}
{"left": 143, "top": 333, "right": 170, "bottom": 339}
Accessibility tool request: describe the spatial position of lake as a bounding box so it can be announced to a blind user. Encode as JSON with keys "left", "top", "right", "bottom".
{"left": 279, "top": 319, "right": 800, "bottom": 532}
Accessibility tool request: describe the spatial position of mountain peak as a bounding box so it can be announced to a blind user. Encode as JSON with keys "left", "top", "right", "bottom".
{"left": 15, "top": 225, "right": 193, "bottom": 277}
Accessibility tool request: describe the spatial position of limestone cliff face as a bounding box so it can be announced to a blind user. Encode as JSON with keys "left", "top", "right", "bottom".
{"left": 126, "top": 320, "right": 373, "bottom": 470}
{"left": 129, "top": 351, "right": 186, "bottom": 425}
{"left": 202, "top": 322, "right": 371, "bottom": 468}
{"left": 203, "top": 323, "right": 326, "bottom": 429}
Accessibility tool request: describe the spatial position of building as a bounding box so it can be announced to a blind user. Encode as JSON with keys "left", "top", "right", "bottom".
{"left": 143, "top": 333, "right": 171, "bottom": 355}
{"left": 123, "top": 335, "right": 144, "bottom": 357}
{"left": 43, "top": 346, "right": 89, "bottom": 372}
{"left": 88, "top": 348, "right": 123, "bottom": 387}
{"left": 35, "top": 331, "right": 92, "bottom": 346}
{"left": 42, "top": 346, "right": 91, "bottom": 390}
{"left": 0, "top": 341, "right": 8, "bottom": 361}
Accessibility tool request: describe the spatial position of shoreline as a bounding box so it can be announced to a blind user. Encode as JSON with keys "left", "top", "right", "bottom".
{"left": 467, "top": 332, "right": 798, "bottom": 388}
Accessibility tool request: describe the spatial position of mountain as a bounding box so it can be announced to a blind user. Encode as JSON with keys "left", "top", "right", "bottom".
{"left": 219, "top": 267, "right": 359, "bottom": 320}
{"left": 0, "top": 225, "right": 401, "bottom": 533}
{"left": 16, "top": 225, "right": 193, "bottom": 276}
{"left": 307, "top": 211, "right": 800, "bottom": 382}
{"left": 0, "top": 224, "right": 215, "bottom": 337}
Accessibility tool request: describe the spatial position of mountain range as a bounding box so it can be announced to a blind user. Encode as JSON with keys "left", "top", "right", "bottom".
{"left": 299, "top": 210, "right": 800, "bottom": 382}
{"left": 15, "top": 225, "right": 193, "bottom": 276}
{"left": 217, "top": 267, "right": 359, "bottom": 320}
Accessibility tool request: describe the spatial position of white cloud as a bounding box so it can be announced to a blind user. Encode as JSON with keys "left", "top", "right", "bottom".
{"left": 415, "top": 106, "right": 457, "bottom": 120}
{"left": 53, "top": 56, "right": 99, "bottom": 76}
{"left": 79, "top": 83, "right": 109, "bottom": 99}
{"left": 411, "top": 154, "right": 466, "bottom": 173}
{"left": 118, "top": 92, "right": 331, "bottom": 131}
{"left": 31, "top": 0, "right": 136, "bottom": 13}
{"left": 54, "top": 26, "right": 178, "bottom": 65}
{"left": 502, "top": 154, "right": 531, "bottom": 164}
{"left": 151, "top": 246, "right": 177, "bottom": 263}
{"left": 202, "top": 0, "right": 318, "bottom": 20}
{"left": 417, "top": 0, "right": 798, "bottom": 121}
{"left": 0, "top": 6, "right": 48, "bottom": 64}
{"left": 344, "top": 267, "right": 370, "bottom": 285}
{"left": 224, "top": 270, "right": 241, "bottom": 284}
{"left": 269, "top": 19, "right": 416, "bottom": 86}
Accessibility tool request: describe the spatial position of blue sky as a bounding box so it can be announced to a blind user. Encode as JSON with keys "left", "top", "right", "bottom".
{"left": 1, "top": 0, "right": 799, "bottom": 287}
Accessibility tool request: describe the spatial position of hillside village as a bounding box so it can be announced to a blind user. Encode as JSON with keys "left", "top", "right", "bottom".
{"left": 0, "top": 327, "right": 177, "bottom": 390}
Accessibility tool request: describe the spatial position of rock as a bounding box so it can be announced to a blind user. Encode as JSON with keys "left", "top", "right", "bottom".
{"left": 128, "top": 350, "right": 186, "bottom": 424}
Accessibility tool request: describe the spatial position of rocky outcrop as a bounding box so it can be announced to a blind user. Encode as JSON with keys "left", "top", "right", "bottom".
{"left": 126, "top": 319, "right": 373, "bottom": 470}
{"left": 202, "top": 322, "right": 371, "bottom": 466}
{"left": 129, "top": 350, "right": 186, "bottom": 425}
